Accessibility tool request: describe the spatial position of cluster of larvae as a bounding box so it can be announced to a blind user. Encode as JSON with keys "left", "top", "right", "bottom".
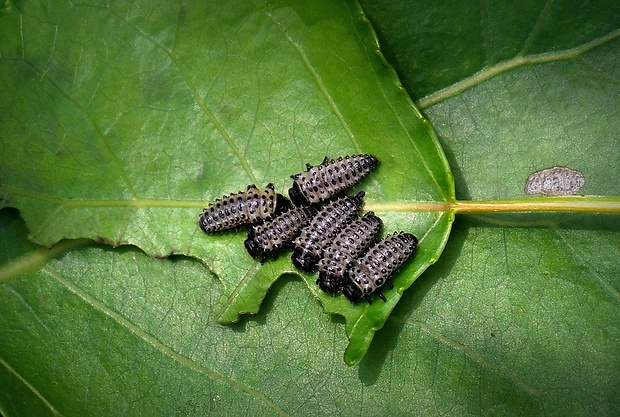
{"left": 199, "top": 155, "right": 418, "bottom": 303}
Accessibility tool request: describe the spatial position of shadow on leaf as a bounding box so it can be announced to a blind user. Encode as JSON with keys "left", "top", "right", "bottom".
{"left": 358, "top": 218, "right": 469, "bottom": 383}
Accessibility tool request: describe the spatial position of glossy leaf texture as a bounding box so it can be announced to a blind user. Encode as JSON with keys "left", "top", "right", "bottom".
{"left": 0, "top": 0, "right": 452, "bottom": 383}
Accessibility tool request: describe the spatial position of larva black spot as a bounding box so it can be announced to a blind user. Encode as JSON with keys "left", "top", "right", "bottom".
{"left": 288, "top": 154, "right": 378, "bottom": 205}
{"left": 244, "top": 205, "right": 318, "bottom": 262}
{"left": 524, "top": 166, "right": 585, "bottom": 196}
{"left": 199, "top": 183, "right": 291, "bottom": 233}
{"left": 291, "top": 191, "right": 365, "bottom": 272}
{"left": 343, "top": 232, "right": 418, "bottom": 304}
{"left": 316, "top": 212, "right": 383, "bottom": 294}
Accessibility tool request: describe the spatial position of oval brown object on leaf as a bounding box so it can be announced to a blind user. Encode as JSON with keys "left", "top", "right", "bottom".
{"left": 524, "top": 166, "right": 585, "bottom": 196}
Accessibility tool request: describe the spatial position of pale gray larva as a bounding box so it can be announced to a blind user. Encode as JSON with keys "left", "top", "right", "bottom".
{"left": 524, "top": 166, "right": 585, "bottom": 196}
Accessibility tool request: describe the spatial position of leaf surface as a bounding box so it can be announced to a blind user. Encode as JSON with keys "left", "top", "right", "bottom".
{"left": 0, "top": 0, "right": 452, "bottom": 375}
{"left": 1, "top": 0, "right": 619, "bottom": 416}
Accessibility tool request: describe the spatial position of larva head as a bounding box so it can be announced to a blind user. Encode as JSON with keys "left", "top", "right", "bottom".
{"left": 342, "top": 282, "right": 364, "bottom": 303}
{"left": 244, "top": 235, "right": 262, "bottom": 258}
{"left": 291, "top": 248, "right": 320, "bottom": 272}
{"left": 316, "top": 271, "right": 344, "bottom": 295}
{"left": 351, "top": 190, "right": 366, "bottom": 205}
{"left": 368, "top": 154, "right": 379, "bottom": 167}
{"left": 288, "top": 181, "right": 309, "bottom": 206}
{"left": 275, "top": 193, "right": 292, "bottom": 214}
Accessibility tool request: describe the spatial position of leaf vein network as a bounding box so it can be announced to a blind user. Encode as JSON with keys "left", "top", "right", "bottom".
{"left": 408, "top": 319, "right": 542, "bottom": 397}
{"left": 98, "top": 3, "right": 258, "bottom": 184}
{"left": 10, "top": 57, "right": 140, "bottom": 199}
{"left": 45, "top": 264, "right": 290, "bottom": 416}
{"left": 263, "top": 10, "right": 363, "bottom": 155}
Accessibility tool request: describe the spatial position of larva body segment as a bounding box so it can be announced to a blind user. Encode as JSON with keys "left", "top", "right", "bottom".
{"left": 291, "top": 192, "right": 365, "bottom": 272}
{"left": 343, "top": 232, "right": 418, "bottom": 304}
{"left": 244, "top": 205, "right": 318, "bottom": 262}
{"left": 316, "top": 212, "right": 383, "bottom": 294}
{"left": 199, "top": 184, "right": 290, "bottom": 233}
{"left": 288, "top": 154, "right": 378, "bottom": 206}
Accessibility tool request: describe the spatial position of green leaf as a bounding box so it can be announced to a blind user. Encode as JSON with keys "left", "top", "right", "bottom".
{"left": 0, "top": 209, "right": 298, "bottom": 416}
{"left": 0, "top": 0, "right": 452, "bottom": 375}
{"left": 361, "top": 0, "right": 620, "bottom": 104}
{"left": 363, "top": 0, "right": 620, "bottom": 200}
{"left": 1, "top": 0, "right": 620, "bottom": 416}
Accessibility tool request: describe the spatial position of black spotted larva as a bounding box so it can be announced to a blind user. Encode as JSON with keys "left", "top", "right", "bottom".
{"left": 291, "top": 192, "right": 365, "bottom": 272}
{"left": 244, "top": 205, "right": 318, "bottom": 262}
{"left": 342, "top": 232, "right": 418, "bottom": 304}
{"left": 316, "top": 212, "right": 383, "bottom": 294}
{"left": 199, "top": 183, "right": 290, "bottom": 233}
{"left": 288, "top": 154, "right": 378, "bottom": 206}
